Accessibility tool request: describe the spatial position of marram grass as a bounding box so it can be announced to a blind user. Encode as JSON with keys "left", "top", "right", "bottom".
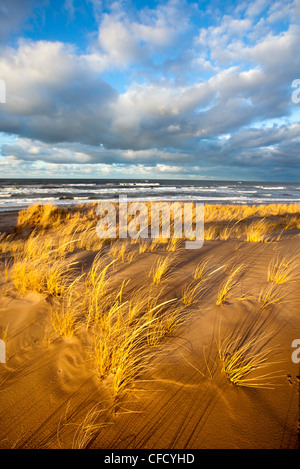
{"left": 217, "top": 330, "right": 283, "bottom": 388}
{"left": 216, "top": 264, "right": 243, "bottom": 305}
{"left": 267, "top": 255, "right": 296, "bottom": 285}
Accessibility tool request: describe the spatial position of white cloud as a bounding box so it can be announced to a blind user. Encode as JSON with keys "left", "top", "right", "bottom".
{"left": 0, "top": 0, "right": 299, "bottom": 180}
{"left": 97, "top": 15, "right": 142, "bottom": 67}
{"left": 92, "top": 0, "right": 192, "bottom": 69}
{"left": 245, "top": 0, "right": 270, "bottom": 18}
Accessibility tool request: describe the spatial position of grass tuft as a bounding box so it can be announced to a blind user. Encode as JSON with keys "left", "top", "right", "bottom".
{"left": 218, "top": 328, "right": 283, "bottom": 388}
{"left": 267, "top": 255, "right": 296, "bottom": 284}
{"left": 258, "top": 283, "right": 283, "bottom": 309}
{"left": 216, "top": 265, "right": 243, "bottom": 305}
{"left": 149, "top": 254, "right": 175, "bottom": 284}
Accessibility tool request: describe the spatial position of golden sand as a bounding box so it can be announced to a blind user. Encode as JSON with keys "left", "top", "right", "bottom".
{"left": 0, "top": 202, "right": 299, "bottom": 449}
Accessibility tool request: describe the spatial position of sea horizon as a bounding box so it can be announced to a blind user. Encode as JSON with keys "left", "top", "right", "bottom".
{"left": 0, "top": 178, "right": 299, "bottom": 212}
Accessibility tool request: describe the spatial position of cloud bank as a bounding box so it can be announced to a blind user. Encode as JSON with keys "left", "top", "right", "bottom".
{"left": 0, "top": 0, "right": 299, "bottom": 180}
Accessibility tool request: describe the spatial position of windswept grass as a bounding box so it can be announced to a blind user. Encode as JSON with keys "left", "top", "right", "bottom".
{"left": 149, "top": 254, "right": 176, "bottom": 284}
{"left": 245, "top": 219, "right": 274, "bottom": 243}
{"left": 219, "top": 226, "right": 233, "bottom": 241}
{"left": 2, "top": 201, "right": 297, "bottom": 406}
{"left": 258, "top": 283, "right": 283, "bottom": 309}
{"left": 182, "top": 280, "right": 205, "bottom": 306}
{"left": 216, "top": 264, "right": 243, "bottom": 305}
{"left": 86, "top": 280, "right": 186, "bottom": 395}
{"left": 90, "top": 291, "right": 183, "bottom": 396}
{"left": 111, "top": 320, "right": 154, "bottom": 396}
{"left": 193, "top": 258, "right": 210, "bottom": 281}
{"left": 51, "top": 298, "right": 80, "bottom": 339}
{"left": 267, "top": 255, "right": 296, "bottom": 284}
{"left": 166, "top": 237, "right": 181, "bottom": 252}
{"left": 138, "top": 239, "right": 150, "bottom": 253}
{"left": 284, "top": 214, "right": 300, "bottom": 230}
{"left": 72, "top": 404, "right": 108, "bottom": 449}
{"left": 109, "top": 240, "right": 137, "bottom": 264}
{"left": 50, "top": 276, "right": 84, "bottom": 338}
{"left": 92, "top": 331, "right": 115, "bottom": 379}
{"left": 204, "top": 225, "right": 218, "bottom": 241}
{"left": 145, "top": 297, "right": 183, "bottom": 346}
{"left": 217, "top": 330, "right": 283, "bottom": 388}
{"left": 108, "top": 298, "right": 182, "bottom": 396}
{"left": 204, "top": 203, "right": 300, "bottom": 224}
{"left": 110, "top": 240, "right": 127, "bottom": 262}
{"left": 17, "top": 203, "right": 62, "bottom": 230}
{"left": 84, "top": 257, "right": 116, "bottom": 328}
{"left": 9, "top": 252, "right": 78, "bottom": 297}
{"left": 149, "top": 238, "right": 161, "bottom": 252}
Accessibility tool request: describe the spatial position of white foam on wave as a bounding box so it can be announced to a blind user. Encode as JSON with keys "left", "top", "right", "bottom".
{"left": 0, "top": 181, "right": 299, "bottom": 212}
{"left": 254, "top": 186, "right": 286, "bottom": 190}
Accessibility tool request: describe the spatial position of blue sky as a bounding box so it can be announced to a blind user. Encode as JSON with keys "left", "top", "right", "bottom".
{"left": 0, "top": 0, "right": 299, "bottom": 180}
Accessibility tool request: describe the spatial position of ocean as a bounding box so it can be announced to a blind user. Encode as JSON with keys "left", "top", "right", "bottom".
{"left": 0, "top": 179, "right": 299, "bottom": 212}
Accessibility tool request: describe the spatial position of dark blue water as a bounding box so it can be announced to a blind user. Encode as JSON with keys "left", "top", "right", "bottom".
{"left": 0, "top": 179, "right": 299, "bottom": 211}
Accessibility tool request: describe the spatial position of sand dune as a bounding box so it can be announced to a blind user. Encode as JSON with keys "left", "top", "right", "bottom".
{"left": 0, "top": 204, "right": 299, "bottom": 449}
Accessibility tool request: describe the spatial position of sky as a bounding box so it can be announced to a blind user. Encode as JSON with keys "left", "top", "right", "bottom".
{"left": 0, "top": 0, "right": 299, "bottom": 181}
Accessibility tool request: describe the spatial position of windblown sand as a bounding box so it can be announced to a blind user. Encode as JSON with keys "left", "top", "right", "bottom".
{"left": 0, "top": 209, "right": 299, "bottom": 449}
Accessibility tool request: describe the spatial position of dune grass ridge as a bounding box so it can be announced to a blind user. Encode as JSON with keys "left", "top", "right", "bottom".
{"left": 0, "top": 201, "right": 299, "bottom": 448}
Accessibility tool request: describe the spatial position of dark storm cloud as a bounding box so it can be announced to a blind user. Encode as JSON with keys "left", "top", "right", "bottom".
{"left": 0, "top": 0, "right": 43, "bottom": 44}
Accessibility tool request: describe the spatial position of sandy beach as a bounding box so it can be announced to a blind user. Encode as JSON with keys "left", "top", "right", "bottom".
{"left": 1, "top": 0, "right": 300, "bottom": 453}
{"left": 0, "top": 203, "right": 299, "bottom": 449}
